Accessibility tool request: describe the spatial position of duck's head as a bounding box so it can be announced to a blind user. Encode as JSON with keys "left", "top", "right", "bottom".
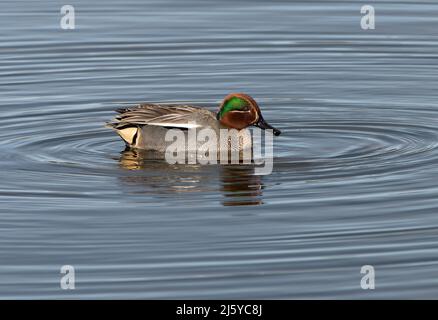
{"left": 216, "top": 93, "right": 281, "bottom": 136}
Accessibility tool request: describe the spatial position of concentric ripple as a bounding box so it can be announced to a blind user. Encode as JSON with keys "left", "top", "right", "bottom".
{"left": 4, "top": 102, "right": 438, "bottom": 181}
{"left": 276, "top": 118, "right": 438, "bottom": 179}
{"left": 2, "top": 99, "right": 438, "bottom": 207}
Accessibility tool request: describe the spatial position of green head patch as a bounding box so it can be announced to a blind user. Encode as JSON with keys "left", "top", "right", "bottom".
{"left": 219, "top": 97, "right": 249, "bottom": 119}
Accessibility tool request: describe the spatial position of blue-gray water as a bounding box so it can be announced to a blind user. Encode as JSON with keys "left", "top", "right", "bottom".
{"left": 1, "top": 0, "right": 438, "bottom": 299}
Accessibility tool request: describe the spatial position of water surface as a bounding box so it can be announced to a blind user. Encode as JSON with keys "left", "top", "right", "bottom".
{"left": 1, "top": 0, "right": 438, "bottom": 298}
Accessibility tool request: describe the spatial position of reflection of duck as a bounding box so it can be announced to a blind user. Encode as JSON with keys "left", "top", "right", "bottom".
{"left": 219, "top": 165, "right": 263, "bottom": 206}
{"left": 107, "top": 93, "right": 281, "bottom": 153}
{"left": 118, "top": 149, "right": 264, "bottom": 206}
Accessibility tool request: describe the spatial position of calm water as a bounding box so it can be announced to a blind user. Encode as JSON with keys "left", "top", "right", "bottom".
{"left": 1, "top": 0, "right": 438, "bottom": 299}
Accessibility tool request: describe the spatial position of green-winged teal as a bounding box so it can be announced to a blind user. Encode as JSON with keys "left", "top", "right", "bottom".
{"left": 108, "top": 93, "right": 281, "bottom": 152}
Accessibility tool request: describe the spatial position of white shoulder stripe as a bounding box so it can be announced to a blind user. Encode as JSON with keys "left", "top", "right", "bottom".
{"left": 147, "top": 122, "right": 201, "bottom": 129}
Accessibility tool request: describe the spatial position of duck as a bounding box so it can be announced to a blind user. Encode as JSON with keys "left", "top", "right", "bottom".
{"left": 107, "top": 93, "right": 281, "bottom": 152}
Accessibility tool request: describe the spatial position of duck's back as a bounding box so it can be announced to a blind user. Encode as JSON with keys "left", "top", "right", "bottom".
{"left": 108, "top": 103, "right": 219, "bottom": 151}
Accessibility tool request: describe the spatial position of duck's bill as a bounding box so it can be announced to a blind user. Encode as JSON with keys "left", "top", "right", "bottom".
{"left": 254, "top": 117, "right": 281, "bottom": 136}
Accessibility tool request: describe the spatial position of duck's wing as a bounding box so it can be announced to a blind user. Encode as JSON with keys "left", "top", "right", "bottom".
{"left": 107, "top": 104, "right": 216, "bottom": 130}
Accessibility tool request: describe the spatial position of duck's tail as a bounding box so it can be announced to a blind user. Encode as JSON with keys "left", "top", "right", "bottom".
{"left": 106, "top": 108, "right": 141, "bottom": 147}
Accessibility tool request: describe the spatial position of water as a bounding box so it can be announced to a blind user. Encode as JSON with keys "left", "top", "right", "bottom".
{"left": 1, "top": 0, "right": 438, "bottom": 299}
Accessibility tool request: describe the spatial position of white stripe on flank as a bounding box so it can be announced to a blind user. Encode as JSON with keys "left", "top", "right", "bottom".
{"left": 147, "top": 122, "right": 201, "bottom": 129}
